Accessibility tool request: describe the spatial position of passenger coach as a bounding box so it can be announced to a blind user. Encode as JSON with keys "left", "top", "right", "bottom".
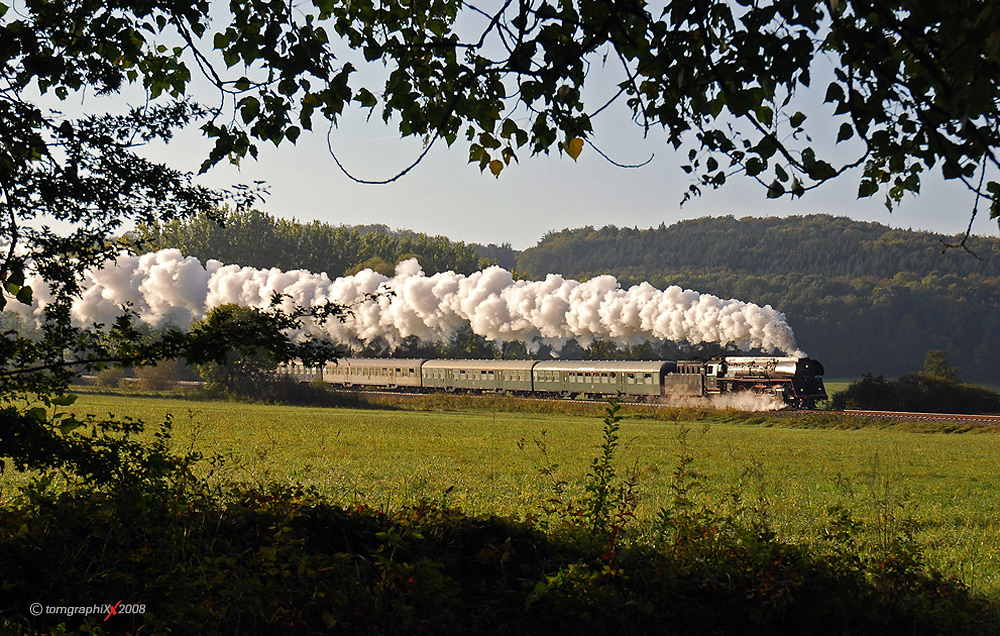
{"left": 421, "top": 359, "right": 536, "bottom": 393}
{"left": 532, "top": 360, "right": 676, "bottom": 399}
{"left": 323, "top": 358, "right": 425, "bottom": 390}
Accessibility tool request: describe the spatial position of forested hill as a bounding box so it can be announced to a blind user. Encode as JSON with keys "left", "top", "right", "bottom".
{"left": 136, "top": 209, "right": 484, "bottom": 277}
{"left": 518, "top": 215, "right": 1000, "bottom": 281}
{"left": 137, "top": 212, "right": 1000, "bottom": 383}
{"left": 518, "top": 215, "right": 1000, "bottom": 384}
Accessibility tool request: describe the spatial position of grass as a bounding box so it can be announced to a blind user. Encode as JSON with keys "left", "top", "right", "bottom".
{"left": 822, "top": 378, "right": 856, "bottom": 396}
{"left": 14, "top": 392, "right": 995, "bottom": 599}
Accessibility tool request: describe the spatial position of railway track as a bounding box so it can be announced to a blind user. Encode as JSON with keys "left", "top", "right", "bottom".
{"left": 328, "top": 388, "right": 1000, "bottom": 426}
{"left": 831, "top": 409, "right": 1000, "bottom": 426}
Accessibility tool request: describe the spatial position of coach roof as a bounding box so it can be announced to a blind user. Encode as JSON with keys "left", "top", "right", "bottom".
{"left": 421, "top": 359, "right": 538, "bottom": 370}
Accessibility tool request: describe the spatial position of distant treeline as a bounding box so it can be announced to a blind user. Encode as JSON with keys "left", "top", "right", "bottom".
{"left": 516, "top": 216, "right": 1000, "bottom": 383}
{"left": 517, "top": 215, "right": 1000, "bottom": 281}
{"left": 138, "top": 212, "right": 1000, "bottom": 383}
{"left": 136, "top": 209, "right": 485, "bottom": 278}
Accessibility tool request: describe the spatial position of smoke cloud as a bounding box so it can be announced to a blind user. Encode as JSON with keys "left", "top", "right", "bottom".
{"left": 13, "top": 249, "right": 804, "bottom": 355}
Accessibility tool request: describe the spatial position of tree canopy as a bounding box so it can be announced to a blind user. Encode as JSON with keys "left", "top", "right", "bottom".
{"left": 6, "top": 0, "right": 1000, "bottom": 305}
{"left": 136, "top": 208, "right": 486, "bottom": 277}
{"left": 3, "top": 1, "right": 1000, "bottom": 395}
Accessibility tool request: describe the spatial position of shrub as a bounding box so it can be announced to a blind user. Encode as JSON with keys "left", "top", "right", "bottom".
{"left": 134, "top": 359, "right": 189, "bottom": 391}
{"left": 92, "top": 366, "right": 132, "bottom": 388}
{"left": 832, "top": 373, "right": 1000, "bottom": 414}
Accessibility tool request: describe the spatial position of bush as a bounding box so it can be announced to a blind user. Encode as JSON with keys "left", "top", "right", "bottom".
{"left": 92, "top": 366, "right": 132, "bottom": 388}
{"left": 1, "top": 484, "right": 995, "bottom": 636}
{"left": 832, "top": 373, "right": 1000, "bottom": 414}
{"left": 134, "top": 359, "right": 189, "bottom": 391}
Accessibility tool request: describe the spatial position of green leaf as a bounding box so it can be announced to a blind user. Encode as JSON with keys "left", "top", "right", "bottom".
{"left": 807, "top": 160, "right": 838, "bottom": 181}
{"left": 57, "top": 417, "right": 84, "bottom": 435}
{"left": 48, "top": 394, "right": 78, "bottom": 407}
{"left": 356, "top": 88, "right": 377, "bottom": 108}
{"left": 479, "top": 132, "right": 501, "bottom": 150}
{"left": 789, "top": 111, "right": 806, "bottom": 128}
{"left": 6, "top": 264, "right": 24, "bottom": 289}
{"left": 790, "top": 178, "right": 805, "bottom": 197}
{"left": 239, "top": 97, "right": 260, "bottom": 124}
{"left": 824, "top": 82, "right": 845, "bottom": 104}
{"left": 836, "top": 123, "right": 854, "bottom": 143}
{"left": 766, "top": 179, "right": 785, "bottom": 198}
{"left": 500, "top": 118, "right": 519, "bottom": 139}
{"left": 15, "top": 285, "right": 32, "bottom": 305}
{"left": 858, "top": 178, "right": 879, "bottom": 198}
{"left": 468, "top": 144, "right": 484, "bottom": 164}
{"left": 756, "top": 105, "right": 774, "bottom": 127}
{"left": 755, "top": 136, "right": 777, "bottom": 160}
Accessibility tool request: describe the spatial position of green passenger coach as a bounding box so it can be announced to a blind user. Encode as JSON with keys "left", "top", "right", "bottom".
{"left": 324, "top": 358, "right": 426, "bottom": 389}
{"left": 421, "top": 359, "right": 536, "bottom": 393}
{"left": 532, "top": 361, "right": 677, "bottom": 398}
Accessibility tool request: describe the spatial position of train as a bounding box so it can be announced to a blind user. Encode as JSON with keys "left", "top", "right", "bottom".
{"left": 281, "top": 355, "right": 828, "bottom": 408}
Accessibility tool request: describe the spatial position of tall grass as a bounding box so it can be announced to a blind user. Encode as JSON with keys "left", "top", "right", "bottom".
{"left": 10, "top": 392, "right": 999, "bottom": 597}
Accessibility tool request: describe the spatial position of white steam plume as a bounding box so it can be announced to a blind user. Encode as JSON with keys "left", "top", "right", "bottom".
{"left": 12, "top": 249, "right": 804, "bottom": 355}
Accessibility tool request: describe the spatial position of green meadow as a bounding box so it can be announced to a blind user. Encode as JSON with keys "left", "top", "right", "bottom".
{"left": 32, "top": 392, "right": 1000, "bottom": 598}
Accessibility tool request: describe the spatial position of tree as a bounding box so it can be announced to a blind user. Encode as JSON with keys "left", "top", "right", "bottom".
{"left": 922, "top": 349, "right": 959, "bottom": 382}
{"left": 193, "top": 307, "right": 280, "bottom": 396}
{"left": 5, "top": 0, "right": 1000, "bottom": 477}
{"left": 5, "top": 0, "right": 1000, "bottom": 317}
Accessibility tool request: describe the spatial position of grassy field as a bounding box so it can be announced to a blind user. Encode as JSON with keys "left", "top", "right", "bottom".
{"left": 9, "top": 392, "right": 1000, "bottom": 597}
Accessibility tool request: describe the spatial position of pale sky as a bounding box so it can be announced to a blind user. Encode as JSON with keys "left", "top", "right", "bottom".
{"left": 145, "top": 7, "right": 1000, "bottom": 252}
{"left": 175, "top": 112, "right": 998, "bottom": 251}
{"left": 111, "top": 8, "right": 1000, "bottom": 252}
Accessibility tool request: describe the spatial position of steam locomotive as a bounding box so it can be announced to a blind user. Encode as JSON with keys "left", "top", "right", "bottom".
{"left": 281, "top": 355, "right": 827, "bottom": 408}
